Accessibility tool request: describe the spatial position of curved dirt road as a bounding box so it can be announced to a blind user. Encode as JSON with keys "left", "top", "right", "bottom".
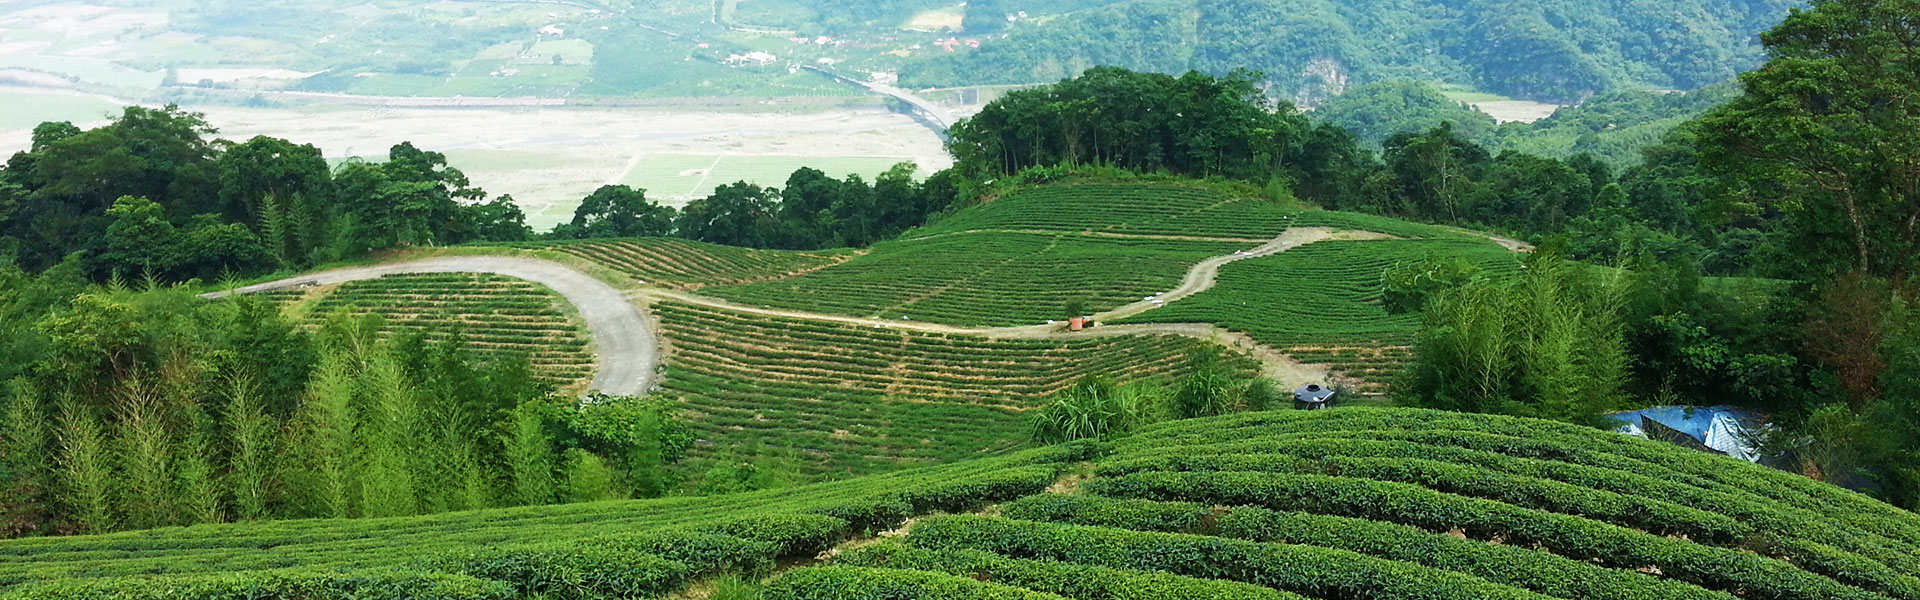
{"left": 209, "top": 226, "right": 1381, "bottom": 395}
{"left": 206, "top": 256, "right": 657, "bottom": 396}
{"left": 636, "top": 227, "right": 1360, "bottom": 387}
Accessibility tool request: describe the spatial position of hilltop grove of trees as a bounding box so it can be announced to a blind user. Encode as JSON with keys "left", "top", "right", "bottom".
{"left": 0, "top": 108, "right": 959, "bottom": 287}
{"left": 0, "top": 107, "right": 532, "bottom": 283}
{"left": 549, "top": 163, "right": 959, "bottom": 251}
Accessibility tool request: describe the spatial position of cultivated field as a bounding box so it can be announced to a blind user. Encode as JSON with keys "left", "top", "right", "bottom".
{"left": 653, "top": 302, "right": 1259, "bottom": 476}
{"left": 8, "top": 408, "right": 1912, "bottom": 600}
{"left": 274, "top": 273, "right": 596, "bottom": 389}
{"left": 499, "top": 236, "right": 858, "bottom": 289}
{"left": 1120, "top": 238, "right": 1522, "bottom": 390}
{"left": 707, "top": 232, "right": 1252, "bottom": 326}
{"left": 905, "top": 181, "right": 1295, "bottom": 240}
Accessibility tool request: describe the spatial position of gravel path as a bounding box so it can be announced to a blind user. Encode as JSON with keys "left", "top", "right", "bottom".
{"left": 205, "top": 256, "right": 657, "bottom": 396}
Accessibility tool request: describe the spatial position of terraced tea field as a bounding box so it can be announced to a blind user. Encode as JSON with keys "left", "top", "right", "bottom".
{"left": 706, "top": 232, "right": 1252, "bottom": 326}
{"left": 494, "top": 237, "right": 857, "bottom": 288}
{"left": 652, "top": 302, "right": 1259, "bottom": 476}
{"left": 0, "top": 446, "right": 1067, "bottom": 595}
{"left": 296, "top": 273, "right": 596, "bottom": 388}
{"left": 12, "top": 408, "right": 1915, "bottom": 600}
{"left": 906, "top": 181, "right": 1294, "bottom": 239}
{"left": 1288, "top": 209, "right": 1485, "bottom": 239}
{"left": 1119, "top": 238, "right": 1522, "bottom": 389}
{"left": 779, "top": 408, "right": 1920, "bottom": 600}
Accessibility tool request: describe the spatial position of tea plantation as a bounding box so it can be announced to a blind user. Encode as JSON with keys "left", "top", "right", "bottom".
{"left": 283, "top": 273, "right": 598, "bottom": 389}
{"left": 706, "top": 232, "right": 1251, "bottom": 326}
{"left": 1118, "top": 237, "right": 1523, "bottom": 389}
{"left": 652, "top": 302, "right": 1258, "bottom": 476}
{"left": 491, "top": 237, "right": 857, "bottom": 289}
{"left": 903, "top": 181, "right": 1294, "bottom": 240}
{"left": 8, "top": 408, "right": 1917, "bottom": 599}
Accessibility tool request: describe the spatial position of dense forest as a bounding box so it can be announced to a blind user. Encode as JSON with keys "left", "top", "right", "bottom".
{"left": 946, "top": 0, "right": 1917, "bottom": 507}
{"left": 0, "top": 108, "right": 959, "bottom": 288}
{"left": 904, "top": 0, "right": 1799, "bottom": 104}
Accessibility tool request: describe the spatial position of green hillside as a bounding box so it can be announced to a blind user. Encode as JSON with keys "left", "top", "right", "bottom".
{"left": 494, "top": 237, "right": 858, "bottom": 289}
{"left": 651, "top": 302, "right": 1258, "bottom": 476}
{"left": 7, "top": 408, "right": 1914, "bottom": 599}
{"left": 903, "top": 182, "right": 1293, "bottom": 240}
{"left": 903, "top": 0, "right": 1799, "bottom": 103}
{"left": 701, "top": 181, "right": 1477, "bottom": 327}
{"left": 706, "top": 232, "right": 1251, "bottom": 326}
{"left": 269, "top": 273, "right": 597, "bottom": 389}
{"left": 1119, "top": 237, "right": 1522, "bottom": 389}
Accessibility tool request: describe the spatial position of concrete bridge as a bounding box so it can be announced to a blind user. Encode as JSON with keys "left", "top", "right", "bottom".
{"left": 802, "top": 66, "right": 957, "bottom": 134}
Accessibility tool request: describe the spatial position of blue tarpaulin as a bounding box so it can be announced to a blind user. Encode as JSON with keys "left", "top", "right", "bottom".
{"left": 1610, "top": 406, "right": 1764, "bottom": 462}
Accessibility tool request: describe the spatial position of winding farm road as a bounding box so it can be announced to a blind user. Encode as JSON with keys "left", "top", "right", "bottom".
{"left": 205, "top": 256, "right": 658, "bottom": 396}
{"left": 633, "top": 227, "right": 1361, "bottom": 387}
{"left": 209, "top": 225, "right": 1412, "bottom": 394}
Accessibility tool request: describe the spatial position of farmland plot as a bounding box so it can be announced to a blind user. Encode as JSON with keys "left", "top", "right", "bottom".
{"left": 297, "top": 273, "right": 596, "bottom": 389}
{"left": 497, "top": 236, "right": 857, "bottom": 288}
{"left": 1120, "top": 238, "right": 1521, "bottom": 389}
{"left": 707, "top": 232, "right": 1251, "bottom": 326}
{"left": 653, "top": 302, "right": 1258, "bottom": 476}
{"left": 907, "top": 181, "right": 1295, "bottom": 239}
{"left": 8, "top": 409, "right": 1913, "bottom": 600}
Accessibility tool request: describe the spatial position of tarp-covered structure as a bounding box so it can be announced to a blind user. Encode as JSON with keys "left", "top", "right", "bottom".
{"left": 1611, "top": 406, "right": 1765, "bottom": 462}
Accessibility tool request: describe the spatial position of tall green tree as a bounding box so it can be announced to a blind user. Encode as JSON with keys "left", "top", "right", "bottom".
{"left": 1401, "top": 248, "right": 1629, "bottom": 423}
{"left": 221, "top": 372, "right": 276, "bottom": 521}
{"left": 505, "top": 400, "right": 557, "bottom": 507}
{"left": 553, "top": 185, "right": 674, "bottom": 239}
{"left": 1696, "top": 0, "right": 1920, "bottom": 283}
{"left": 216, "top": 136, "right": 333, "bottom": 266}
{"left": 53, "top": 396, "right": 114, "bottom": 534}
{"left": 1, "top": 380, "right": 51, "bottom": 536}
{"left": 675, "top": 182, "right": 780, "bottom": 248}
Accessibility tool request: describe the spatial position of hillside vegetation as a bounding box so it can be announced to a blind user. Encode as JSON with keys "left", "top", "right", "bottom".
{"left": 493, "top": 237, "right": 857, "bottom": 289}
{"left": 271, "top": 273, "right": 596, "bottom": 389}
{"left": 905, "top": 0, "right": 1798, "bottom": 103}
{"left": 706, "top": 232, "right": 1249, "bottom": 326}
{"left": 1118, "top": 237, "right": 1522, "bottom": 390}
{"left": 651, "top": 302, "right": 1257, "bottom": 476}
{"left": 704, "top": 180, "right": 1473, "bottom": 327}
{"left": 5, "top": 408, "right": 1915, "bottom": 599}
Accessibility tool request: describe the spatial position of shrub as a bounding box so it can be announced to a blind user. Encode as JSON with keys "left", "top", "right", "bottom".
{"left": 1028, "top": 377, "right": 1143, "bottom": 444}
{"left": 835, "top": 543, "right": 1306, "bottom": 600}
{"left": 764, "top": 566, "right": 1068, "bottom": 600}
{"left": 907, "top": 515, "right": 1551, "bottom": 600}
{"left": 0, "top": 569, "right": 513, "bottom": 600}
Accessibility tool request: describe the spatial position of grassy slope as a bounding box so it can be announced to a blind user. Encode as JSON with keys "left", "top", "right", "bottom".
{"left": 9, "top": 408, "right": 1915, "bottom": 599}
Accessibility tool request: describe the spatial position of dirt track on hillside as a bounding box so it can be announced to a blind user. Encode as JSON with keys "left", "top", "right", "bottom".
{"left": 636, "top": 227, "right": 1361, "bottom": 387}
{"left": 205, "top": 256, "right": 658, "bottom": 396}
{"left": 210, "top": 226, "right": 1416, "bottom": 394}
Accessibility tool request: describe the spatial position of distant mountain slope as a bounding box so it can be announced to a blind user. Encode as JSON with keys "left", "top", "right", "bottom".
{"left": 905, "top": 0, "right": 1799, "bottom": 104}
